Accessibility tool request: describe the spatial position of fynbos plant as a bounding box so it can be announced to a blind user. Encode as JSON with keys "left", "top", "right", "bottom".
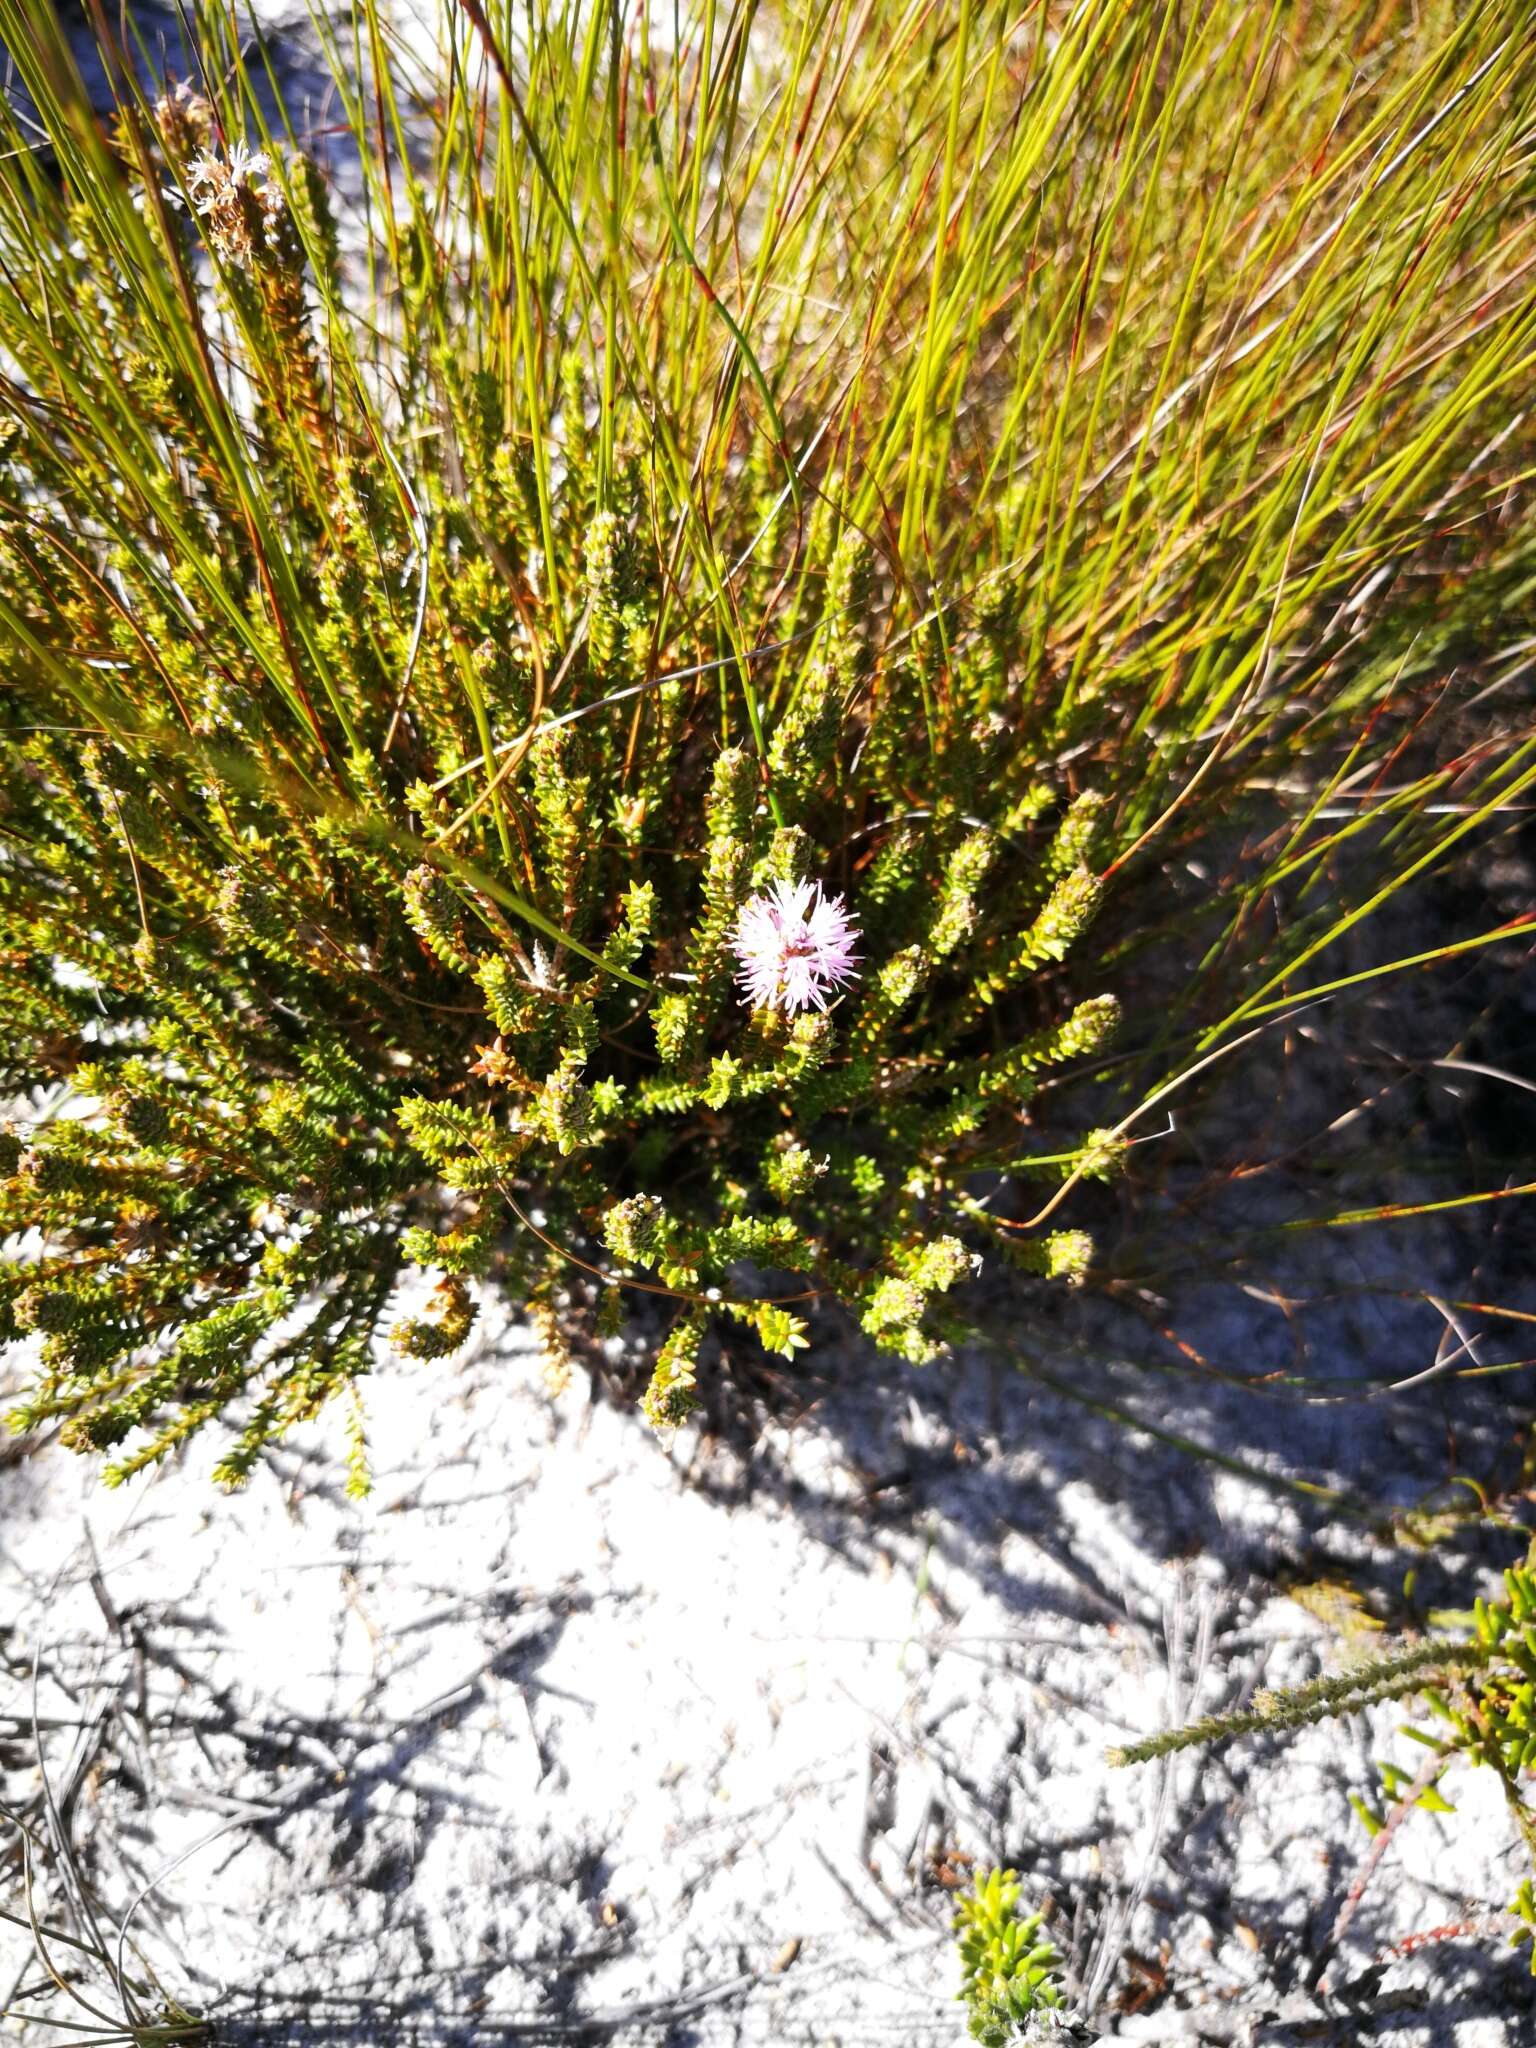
{"left": 953, "top": 1867, "right": 1066, "bottom": 2045}
{"left": 0, "top": 12, "right": 1120, "bottom": 1483}
{"left": 1, "top": 0, "right": 1534, "bottom": 1485}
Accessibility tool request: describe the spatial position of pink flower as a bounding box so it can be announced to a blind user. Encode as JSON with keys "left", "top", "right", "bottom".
{"left": 731, "top": 878, "right": 861, "bottom": 1014}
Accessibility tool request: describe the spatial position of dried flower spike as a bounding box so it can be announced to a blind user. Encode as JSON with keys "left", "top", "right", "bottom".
{"left": 731, "top": 878, "right": 860, "bottom": 1015}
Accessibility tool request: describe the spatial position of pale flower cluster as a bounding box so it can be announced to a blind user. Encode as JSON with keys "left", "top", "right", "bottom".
{"left": 185, "top": 139, "right": 286, "bottom": 269}
{"left": 731, "top": 878, "right": 861, "bottom": 1015}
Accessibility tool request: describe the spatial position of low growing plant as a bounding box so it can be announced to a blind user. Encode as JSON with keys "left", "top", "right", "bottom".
{"left": 953, "top": 1866, "right": 1066, "bottom": 2045}
{"left": 0, "top": 0, "right": 1533, "bottom": 1485}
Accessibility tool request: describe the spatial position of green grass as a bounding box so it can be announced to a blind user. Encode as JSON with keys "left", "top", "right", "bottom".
{"left": 0, "top": 0, "right": 1532, "bottom": 1482}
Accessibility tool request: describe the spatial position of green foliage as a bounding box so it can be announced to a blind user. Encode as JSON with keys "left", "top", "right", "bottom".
{"left": 0, "top": 0, "right": 1534, "bottom": 1483}
{"left": 1511, "top": 1879, "right": 1536, "bottom": 1977}
{"left": 1419, "top": 1566, "right": 1536, "bottom": 1792}
{"left": 1347, "top": 1755, "right": 1456, "bottom": 1840}
{"left": 953, "top": 1867, "right": 1065, "bottom": 2045}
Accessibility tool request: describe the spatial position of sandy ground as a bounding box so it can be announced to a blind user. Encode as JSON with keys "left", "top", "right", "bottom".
{"left": 7, "top": 850, "right": 1534, "bottom": 2048}
{"left": 4, "top": 1226, "right": 1535, "bottom": 2048}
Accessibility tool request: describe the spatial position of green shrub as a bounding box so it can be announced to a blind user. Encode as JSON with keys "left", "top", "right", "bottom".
{"left": 0, "top": 0, "right": 1533, "bottom": 1484}
{"left": 953, "top": 1866, "right": 1065, "bottom": 2044}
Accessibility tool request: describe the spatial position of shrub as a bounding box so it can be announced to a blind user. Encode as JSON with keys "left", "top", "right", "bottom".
{"left": 0, "top": 0, "right": 1533, "bottom": 1484}
{"left": 953, "top": 1866, "right": 1065, "bottom": 2044}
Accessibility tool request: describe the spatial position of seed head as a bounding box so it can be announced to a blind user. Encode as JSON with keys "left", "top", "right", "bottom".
{"left": 153, "top": 82, "right": 214, "bottom": 160}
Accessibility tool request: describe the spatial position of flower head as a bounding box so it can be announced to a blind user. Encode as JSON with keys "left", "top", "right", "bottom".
{"left": 731, "top": 877, "right": 861, "bottom": 1015}
{"left": 185, "top": 140, "right": 284, "bottom": 269}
